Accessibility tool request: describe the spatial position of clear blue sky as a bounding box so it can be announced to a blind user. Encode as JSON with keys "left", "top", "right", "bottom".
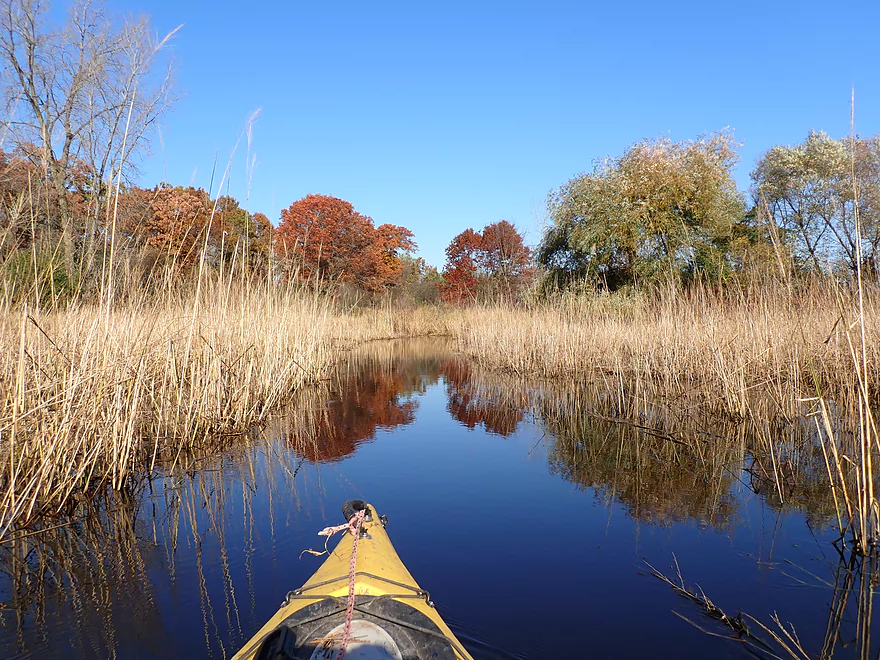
{"left": 115, "top": 0, "right": 879, "bottom": 268}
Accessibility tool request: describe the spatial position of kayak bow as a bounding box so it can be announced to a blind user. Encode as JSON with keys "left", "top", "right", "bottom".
{"left": 233, "top": 500, "right": 474, "bottom": 660}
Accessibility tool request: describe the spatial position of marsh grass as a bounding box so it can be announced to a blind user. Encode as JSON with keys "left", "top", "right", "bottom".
{"left": 449, "top": 279, "right": 878, "bottom": 422}
{"left": 3, "top": 231, "right": 880, "bottom": 549}
{"left": 648, "top": 551, "right": 880, "bottom": 660}
{"left": 0, "top": 436, "right": 300, "bottom": 657}
{"left": 2, "top": 328, "right": 876, "bottom": 658}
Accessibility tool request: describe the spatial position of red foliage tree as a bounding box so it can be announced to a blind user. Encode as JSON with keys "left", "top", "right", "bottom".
{"left": 440, "top": 229, "right": 482, "bottom": 303}
{"left": 275, "top": 194, "right": 415, "bottom": 291}
{"left": 479, "top": 220, "right": 532, "bottom": 279}
{"left": 441, "top": 221, "right": 532, "bottom": 303}
{"left": 114, "top": 185, "right": 155, "bottom": 237}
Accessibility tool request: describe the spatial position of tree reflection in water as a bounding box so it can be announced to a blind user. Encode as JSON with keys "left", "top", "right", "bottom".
{"left": 279, "top": 340, "right": 848, "bottom": 532}
{"left": 443, "top": 359, "right": 524, "bottom": 437}
{"left": 274, "top": 339, "right": 448, "bottom": 462}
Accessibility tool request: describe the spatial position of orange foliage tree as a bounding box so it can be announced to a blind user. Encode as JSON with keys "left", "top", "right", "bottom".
{"left": 275, "top": 194, "right": 415, "bottom": 291}
{"left": 139, "top": 185, "right": 217, "bottom": 264}
{"left": 0, "top": 149, "right": 42, "bottom": 251}
{"left": 0, "top": 146, "right": 96, "bottom": 251}
{"left": 109, "top": 186, "right": 273, "bottom": 274}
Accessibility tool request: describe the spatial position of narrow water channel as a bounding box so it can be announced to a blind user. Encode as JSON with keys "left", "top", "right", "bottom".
{"left": 0, "top": 339, "right": 873, "bottom": 658}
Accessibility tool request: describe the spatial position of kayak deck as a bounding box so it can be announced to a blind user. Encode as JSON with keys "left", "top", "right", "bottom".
{"left": 233, "top": 501, "right": 473, "bottom": 660}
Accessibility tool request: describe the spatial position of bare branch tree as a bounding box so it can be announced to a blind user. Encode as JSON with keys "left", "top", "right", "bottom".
{"left": 0, "top": 0, "right": 179, "bottom": 275}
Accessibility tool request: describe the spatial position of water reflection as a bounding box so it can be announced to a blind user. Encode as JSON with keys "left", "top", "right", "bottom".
{"left": 0, "top": 489, "right": 164, "bottom": 657}
{"left": 0, "top": 339, "right": 877, "bottom": 658}
{"left": 443, "top": 360, "right": 525, "bottom": 437}
{"left": 546, "top": 418, "right": 741, "bottom": 527}
{"left": 822, "top": 557, "right": 878, "bottom": 660}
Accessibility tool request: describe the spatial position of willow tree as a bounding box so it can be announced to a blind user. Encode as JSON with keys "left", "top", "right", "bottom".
{"left": 538, "top": 130, "right": 747, "bottom": 289}
{"left": 0, "top": 0, "right": 177, "bottom": 277}
{"left": 751, "top": 131, "right": 880, "bottom": 277}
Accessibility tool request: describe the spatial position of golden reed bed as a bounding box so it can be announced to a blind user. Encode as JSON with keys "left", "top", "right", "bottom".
{"left": 0, "top": 276, "right": 877, "bottom": 545}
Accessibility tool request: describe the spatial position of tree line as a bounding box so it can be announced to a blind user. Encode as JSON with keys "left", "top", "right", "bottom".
{"left": 436, "top": 126, "right": 880, "bottom": 303}
{"left": 0, "top": 0, "right": 420, "bottom": 299}
{"left": 539, "top": 129, "right": 880, "bottom": 292}
{"left": 1, "top": 0, "right": 877, "bottom": 306}
{"left": 0, "top": 147, "right": 420, "bottom": 297}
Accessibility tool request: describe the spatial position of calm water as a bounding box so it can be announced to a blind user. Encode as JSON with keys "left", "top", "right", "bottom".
{"left": 0, "top": 339, "right": 874, "bottom": 659}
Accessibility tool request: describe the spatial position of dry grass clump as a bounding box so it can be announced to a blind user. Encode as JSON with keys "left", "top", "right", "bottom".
{"left": 448, "top": 280, "right": 879, "bottom": 422}
{"left": 0, "top": 281, "right": 326, "bottom": 534}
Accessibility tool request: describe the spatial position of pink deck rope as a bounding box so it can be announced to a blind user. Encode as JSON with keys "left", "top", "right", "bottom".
{"left": 313, "top": 508, "right": 366, "bottom": 660}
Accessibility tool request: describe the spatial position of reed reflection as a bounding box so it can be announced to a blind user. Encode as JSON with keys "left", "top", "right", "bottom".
{"left": 820, "top": 555, "right": 878, "bottom": 660}
{"left": 0, "top": 436, "right": 308, "bottom": 659}
{"left": 0, "top": 489, "right": 165, "bottom": 657}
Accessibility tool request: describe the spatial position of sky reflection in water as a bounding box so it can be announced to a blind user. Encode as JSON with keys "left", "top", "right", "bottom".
{"left": 0, "top": 339, "right": 872, "bottom": 659}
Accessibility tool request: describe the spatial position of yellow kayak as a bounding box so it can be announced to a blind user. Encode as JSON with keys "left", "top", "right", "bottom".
{"left": 233, "top": 501, "right": 474, "bottom": 660}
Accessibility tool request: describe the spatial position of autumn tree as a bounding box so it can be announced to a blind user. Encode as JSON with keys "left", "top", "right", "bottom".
{"left": 101, "top": 186, "right": 272, "bottom": 279}
{"left": 751, "top": 131, "right": 880, "bottom": 277}
{"left": 0, "top": 0, "right": 177, "bottom": 275}
{"left": 0, "top": 148, "right": 40, "bottom": 252}
{"left": 478, "top": 220, "right": 533, "bottom": 300}
{"left": 274, "top": 194, "right": 415, "bottom": 291}
{"left": 112, "top": 184, "right": 154, "bottom": 241}
{"left": 399, "top": 255, "right": 442, "bottom": 303}
{"left": 140, "top": 185, "right": 216, "bottom": 265}
{"left": 0, "top": 145, "right": 102, "bottom": 256}
{"left": 249, "top": 212, "right": 274, "bottom": 266}
{"left": 440, "top": 228, "right": 482, "bottom": 303}
{"left": 539, "top": 130, "right": 747, "bottom": 290}
{"left": 441, "top": 221, "right": 532, "bottom": 303}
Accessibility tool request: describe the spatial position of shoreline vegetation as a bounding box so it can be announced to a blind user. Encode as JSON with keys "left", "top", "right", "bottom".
{"left": 0, "top": 270, "right": 876, "bottom": 540}
{"left": 453, "top": 279, "right": 879, "bottom": 418}
{"left": 0, "top": 340, "right": 838, "bottom": 655}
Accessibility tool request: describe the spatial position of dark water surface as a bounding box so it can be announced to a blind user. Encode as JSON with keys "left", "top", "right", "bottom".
{"left": 0, "top": 339, "right": 875, "bottom": 659}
